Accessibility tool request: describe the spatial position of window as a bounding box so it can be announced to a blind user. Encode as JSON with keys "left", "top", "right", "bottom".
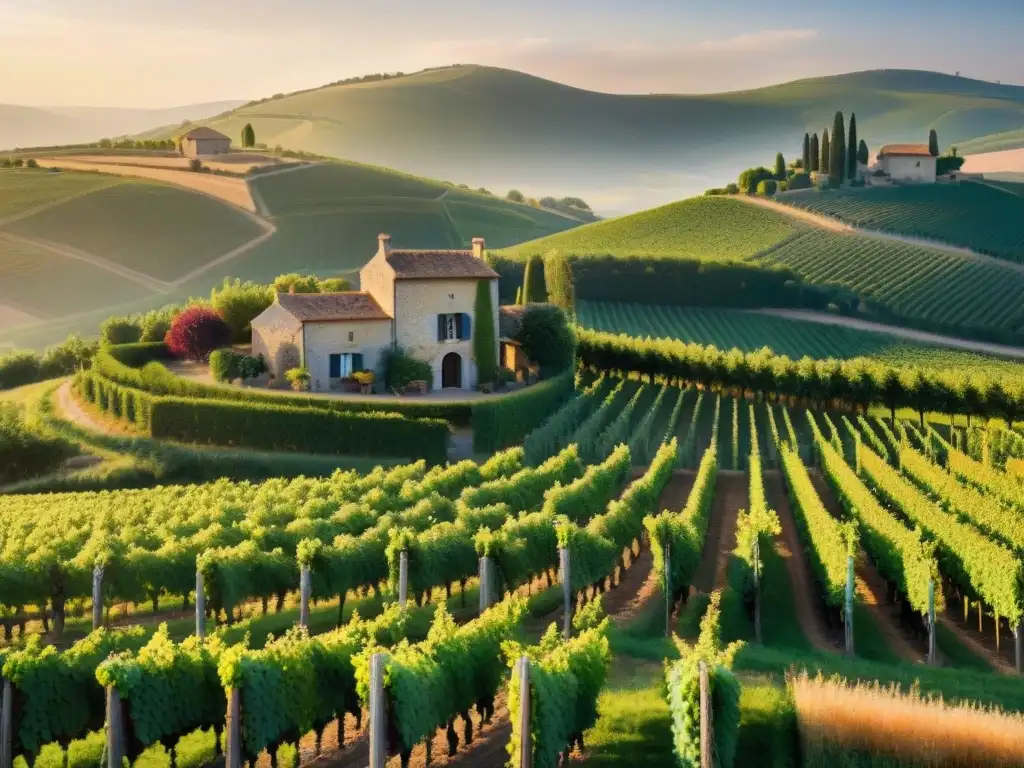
{"left": 437, "top": 313, "right": 471, "bottom": 342}
{"left": 329, "top": 353, "right": 364, "bottom": 378}
{"left": 348, "top": 331, "right": 354, "bottom": 342}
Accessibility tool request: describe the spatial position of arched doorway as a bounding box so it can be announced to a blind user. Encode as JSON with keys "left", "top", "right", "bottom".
{"left": 441, "top": 352, "right": 462, "bottom": 389}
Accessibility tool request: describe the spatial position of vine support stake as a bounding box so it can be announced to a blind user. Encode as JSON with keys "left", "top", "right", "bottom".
{"left": 559, "top": 547, "right": 572, "bottom": 639}
{"left": 699, "top": 661, "right": 712, "bottom": 768}
{"left": 753, "top": 537, "right": 762, "bottom": 645}
{"left": 1015, "top": 620, "right": 1022, "bottom": 674}
{"left": 927, "top": 579, "right": 936, "bottom": 666}
{"left": 398, "top": 550, "right": 409, "bottom": 609}
{"left": 478, "top": 555, "right": 491, "bottom": 613}
{"left": 92, "top": 564, "right": 104, "bottom": 630}
{"left": 516, "top": 655, "right": 532, "bottom": 768}
{"left": 845, "top": 555, "right": 854, "bottom": 655}
{"left": 0, "top": 678, "right": 12, "bottom": 768}
{"left": 105, "top": 686, "right": 125, "bottom": 768}
{"left": 369, "top": 653, "right": 386, "bottom": 768}
{"left": 195, "top": 569, "right": 205, "bottom": 639}
{"left": 299, "top": 565, "right": 311, "bottom": 629}
{"left": 664, "top": 542, "right": 672, "bottom": 637}
{"left": 225, "top": 688, "right": 242, "bottom": 768}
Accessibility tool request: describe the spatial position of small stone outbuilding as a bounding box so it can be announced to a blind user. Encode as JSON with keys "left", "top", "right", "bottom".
{"left": 181, "top": 127, "right": 231, "bottom": 158}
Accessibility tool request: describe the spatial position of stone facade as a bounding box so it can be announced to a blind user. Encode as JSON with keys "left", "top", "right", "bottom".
{"left": 304, "top": 319, "right": 392, "bottom": 392}
{"left": 250, "top": 302, "right": 302, "bottom": 383}
{"left": 880, "top": 153, "right": 936, "bottom": 183}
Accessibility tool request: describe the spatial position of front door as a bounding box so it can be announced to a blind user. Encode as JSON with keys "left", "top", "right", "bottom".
{"left": 441, "top": 352, "right": 462, "bottom": 389}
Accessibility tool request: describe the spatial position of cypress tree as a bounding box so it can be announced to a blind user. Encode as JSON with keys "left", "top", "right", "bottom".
{"left": 473, "top": 279, "right": 497, "bottom": 385}
{"left": 830, "top": 111, "right": 846, "bottom": 184}
{"left": 522, "top": 254, "right": 547, "bottom": 303}
{"left": 857, "top": 139, "right": 869, "bottom": 166}
{"left": 544, "top": 251, "right": 575, "bottom": 314}
{"left": 821, "top": 129, "right": 830, "bottom": 174}
{"left": 810, "top": 133, "right": 820, "bottom": 172}
{"left": 928, "top": 129, "right": 940, "bottom": 156}
{"left": 775, "top": 152, "right": 787, "bottom": 180}
{"left": 241, "top": 123, "right": 255, "bottom": 148}
{"left": 802, "top": 133, "right": 811, "bottom": 170}
{"left": 847, "top": 113, "right": 858, "bottom": 178}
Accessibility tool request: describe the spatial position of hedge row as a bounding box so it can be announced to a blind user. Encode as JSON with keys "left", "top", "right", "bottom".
{"left": 78, "top": 370, "right": 450, "bottom": 464}
{"left": 471, "top": 370, "right": 575, "bottom": 453}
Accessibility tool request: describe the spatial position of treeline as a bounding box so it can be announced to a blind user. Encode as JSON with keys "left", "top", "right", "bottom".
{"left": 576, "top": 328, "right": 1024, "bottom": 424}
{"left": 0, "top": 336, "right": 98, "bottom": 391}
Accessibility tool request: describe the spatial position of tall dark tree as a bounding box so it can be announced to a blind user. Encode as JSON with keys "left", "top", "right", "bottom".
{"left": 857, "top": 139, "right": 869, "bottom": 166}
{"left": 521, "top": 254, "right": 547, "bottom": 304}
{"left": 802, "top": 133, "right": 811, "bottom": 170}
{"left": 774, "top": 153, "right": 786, "bottom": 180}
{"left": 928, "top": 129, "right": 940, "bottom": 156}
{"left": 241, "top": 123, "right": 255, "bottom": 148}
{"left": 830, "top": 111, "right": 846, "bottom": 184}
{"left": 847, "top": 113, "right": 858, "bottom": 178}
{"left": 473, "top": 280, "right": 497, "bottom": 385}
{"left": 820, "top": 129, "right": 830, "bottom": 174}
{"left": 810, "top": 133, "right": 820, "bottom": 172}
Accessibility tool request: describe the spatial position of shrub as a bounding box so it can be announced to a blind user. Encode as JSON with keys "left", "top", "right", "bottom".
{"left": 25, "top": 158, "right": 38, "bottom": 169}
{"left": 211, "top": 278, "right": 273, "bottom": 340}
{"left": 788, "top": 172, "right": 812, "bottom": 191}
{"left": 705, "top": 188, "right": 728, "bottom": 196}
{"left": 238, "top": 354, "right": 267, "bottom": 380}
{"left": 100, "top": 316, "right": 143, "bottom": 346}
{"left": 382, "top": 348, "right": 433, "bottom": 391}
{"left": 138, "top": 308, "right": 177, "bottom": 343}
{"left": 210, "top": 349, "right": 242, "bottom": 383}
{"left": 285, "top": 366, "right": 311, "bottom": 391}
{"left": 165, "top": 306, "right": 232, "bottom": 362}
{"left": 472, "top": 370, "right": 574, "bottom": 452}
{"left": 12, "top": 159, "right": 23, "bottom": 169}
{"left": 273, "top": 273, "right": 321, "bottom": 294}
{"left": 756, "top": 179, "right": 777, "bottom": 196}
{"left": 517, "top": 305, "right": 575, "bottom": 378}
{"left": 0, "top": 350, "right": 41, "bottom": 390}
{"left": 725, "top": 183, "right": 739, "bottom": 194}
{"left": 506, "top": 189, "right": 525, "bottom": 203}
{"left": 738, "top": 166, "right": 775, "bottom": 194}
{"left": 0, "top": 402, "right": 72, "bottom": 484}
{"left": 318, "top": 277, "right": 352, "bottom": 292}
{"left": 189, "top": 158, "right": 203, "bottom": 172}
{"left": 39, "top": 335, "right": 98, "bottom": 378}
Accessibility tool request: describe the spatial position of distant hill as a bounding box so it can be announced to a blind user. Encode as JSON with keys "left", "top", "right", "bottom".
{"left": 136, "top": 65, "right": 1024, "bottom": 213}
{"left": 0, "top": 160, "right": 586, "bottom": 350}
{"left": 0, "top": 100, "right": 246, "bottom": 151}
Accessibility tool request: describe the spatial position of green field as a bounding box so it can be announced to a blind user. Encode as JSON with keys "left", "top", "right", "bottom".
{"left": 760, "top": 229, "right": 1024, "bottom": 334}
{"left": 576, "top": 301, "right": 1024, "bottom": 377}
{"left": 500, "top": 197, "right": 802, "bottom": 260}
{"left": 782, "top": 183, "right": 1024, "bottom": 263}
{"left": 0, "top": 169, "right": 116, "bottom": 221}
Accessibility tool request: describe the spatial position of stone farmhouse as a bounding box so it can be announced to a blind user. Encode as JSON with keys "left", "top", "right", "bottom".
{"left": 251, "top": 234, "right": 500, "bottom": 392}
{"left": 871, "top": 144, "right": 937, "bottom": 184}
{"left": 181, "top": 127, "right": 232, "bottom": 158}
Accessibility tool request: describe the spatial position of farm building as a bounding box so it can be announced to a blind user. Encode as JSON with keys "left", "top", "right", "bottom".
{"left": 875, "top": 144, "right": 937, "bottom": 183}
{"left": 181, "top": 127, "right": 231, "bottom": 158}
{"left": 251, "top": 234, "right": 500, "bottom": 392}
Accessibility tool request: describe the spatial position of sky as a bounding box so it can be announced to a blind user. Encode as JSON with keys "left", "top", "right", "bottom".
{"left": 3, "top": 0, "right": 1024, "bottom": 108}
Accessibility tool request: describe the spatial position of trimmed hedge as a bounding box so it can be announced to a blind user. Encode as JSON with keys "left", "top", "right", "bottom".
{"left": 471, "top": 370, "right": 575, "bottom": 453}
{"left": 104, "top": 342, "right": 171, "bottom": 368}
{"left": 149, "top": 398, "right": 449, "bottom": 464}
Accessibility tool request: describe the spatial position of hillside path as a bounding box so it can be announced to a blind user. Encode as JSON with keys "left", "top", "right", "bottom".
{"left": 56, "top": 380, "right": 120, "bottom": 436}
{"left": 739, "top": 193, "right": 1024, "bottom": 276}
{"left": 747, "top": 308, "right": 1024, "bottom": 360}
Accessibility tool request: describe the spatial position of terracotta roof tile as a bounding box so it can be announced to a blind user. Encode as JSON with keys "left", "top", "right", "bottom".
{"left": 878, "top": 144, "right": 933, "bottom": 157}
{"left": 386, "top": 249, "right": 498, "bottom": 279}
{"left": 277, "top": 291, "right": 390, "bottom": 322}
{"left": 183, "top": 126, "right": 230, "bottom": 141}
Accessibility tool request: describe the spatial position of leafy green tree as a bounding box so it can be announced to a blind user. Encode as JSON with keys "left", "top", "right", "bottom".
{"left": 820, "top": 129, "right": 830, "bottom": 174}
{"left": 100, "top": 316, "right": 142, "bottom": 346}
{"left": 830, "top": 111, "right": 846, "bottom": 184}
{"left": 737, "top": 167, "right": 775, "bottom": 194}
{"left": 273, "top": 273, "right": 321, "bottom": 294}
{"left": 928, "top": 129, "right": 939, "bottom": 156}
{"left": 211, "top": 278, "right": 274, "bottom": 341}
{"left": 522, "top": 255, "right": 547, "bottom": 304}
{"left": 810, "top": 133, "right": 820, "bottom": 172}
{"left": 506, "top": 189, "right": 525, "bottom": 203}
{"left": 39, "top": 335, "right": 98, "bottom": 378}
{"left": 774, "top": 153, "right": 786, "bottom": 180}
{"left": 857, "top": 139, "right": 869, "bottom": 166}
{"left": 318, "top": 277, "right": 353, "bottom": 292}
{"left": 473, "top": 280, "right": 498, "bottom": 386}
{"left": 847, "top": 112, "right": 858, "bottom": 178}
{"left": 517, "top": 305, "right": 575, "bottom": 378}
{"left": 241, "top": 123, "right": 256, "bottom": 148}
{"left": 802, "top": 133, "right": 810, "bottom": 170}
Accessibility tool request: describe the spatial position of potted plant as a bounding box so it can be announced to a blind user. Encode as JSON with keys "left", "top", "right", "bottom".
{"left": 353, "top": 370, "right": 375, "bottom": 394}
{"left": 285, "top": 366, "right": 311, "bottom": 392}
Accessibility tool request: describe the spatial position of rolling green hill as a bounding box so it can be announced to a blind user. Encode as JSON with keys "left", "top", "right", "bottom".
{"left": 141, "top": 65, "right": 1024, "bottom": 212}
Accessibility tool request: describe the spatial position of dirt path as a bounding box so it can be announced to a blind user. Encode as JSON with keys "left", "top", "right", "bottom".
{"left": 56, "top": 380, "right": 124, "bottom": 437}
{"left": 739, "top": 193, "right": 1024, "bottom": 275}
{"left": 939, "top": 610, "right": 1018, "bottom": 675}
{"left": 692, "top": 470, "right": 747, "bottom": 594}
{"left": 763, "top": 470, "right": 835, "bottom": 652}
{"left": 748, "top": 308, "right": 1024, "bottom": 360}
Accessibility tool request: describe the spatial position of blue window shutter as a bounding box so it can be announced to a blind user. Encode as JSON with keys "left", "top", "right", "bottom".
{"left": 353, "top": 353, "right": 364, "bottom": 372}
{"left": 329, "top": 354, "right": 341, "bottom": 378}
{"left": 438, "top": 314, "right": 446, "bottom": 341}
{"left": 461, "top": 313, "right": 471, "bottom": 340}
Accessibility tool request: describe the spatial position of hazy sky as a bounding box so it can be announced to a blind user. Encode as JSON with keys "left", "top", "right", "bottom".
{"left": 4, "top": 0, "right": 1024, "bottom": 108}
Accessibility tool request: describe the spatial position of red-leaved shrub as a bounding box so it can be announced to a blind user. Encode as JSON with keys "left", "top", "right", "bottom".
{"left": 165, "top": 306, "right": 232, "bottom": 362}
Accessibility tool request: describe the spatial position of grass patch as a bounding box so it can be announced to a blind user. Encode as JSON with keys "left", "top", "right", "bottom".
{"left": 735, "top": 679, "right": 799, "bottom": 768}
{"left": 851, "top": 603, "right": 901, "bottom": 665}
{"left": 935, "top": 622, "right": 995, "bottom": 672}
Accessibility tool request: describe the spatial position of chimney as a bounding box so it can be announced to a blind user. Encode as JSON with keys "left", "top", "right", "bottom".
{"left": 289, "top": 284, "right": 295, "bottom": 295}
{"left": 378, "top": 233, "right": 392, "bottom": 254}
{"left": 472, "top": 237, "right": 485, "bottom": 260}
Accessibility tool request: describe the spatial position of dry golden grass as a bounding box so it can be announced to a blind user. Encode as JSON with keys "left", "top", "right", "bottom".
{"left": 790, "top": 671, "right": 1024, "bottom": 767}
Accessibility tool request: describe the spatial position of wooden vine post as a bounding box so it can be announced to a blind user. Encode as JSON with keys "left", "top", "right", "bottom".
{"left": 663, "top": 542, "right": 672, "bottom": 637}
{"left": 927, "top": 579, "right": 936, "bottom": 666}
{"left": 368, "top": 653, "right": 387, "bottom": 768}
{"left": 515, "top": 655, "right": 532, "bottom": 768}
{"left": 1015, "top": 619, "right": 1023, "bottom": 674}
{"left": 225, "top": 688, "right": 242, "bottom": 768}
{"left": 752, "top": 536, "right": 762, "bottom": 645}
{"left": 559, "top": 546, "right": 572, "bottom": 639}
{"left": 0, "top": 677, "right": 12, "bottom": 768}
{"left": 195, "top": 568, "right": 205, "bottom": 639}
{"left": 398, "top": 550, "right": 409, "bottom": 609}
{"left": 699, "top": 661, "right": 712, "bottom": 768}
{"left": 105, "top": 686, "right": 125, "bottom": 768}
{"left": 92, "top": 564, "right": 104, "bottom": 630}
{"left": 299, "top": 564, "right": 311, "bottom": 629}
{"left": 844, "top": 555, "right": 855, "bottom": 655}
{"left": 478, "top": 555, "right": 491, "bottom": 613}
